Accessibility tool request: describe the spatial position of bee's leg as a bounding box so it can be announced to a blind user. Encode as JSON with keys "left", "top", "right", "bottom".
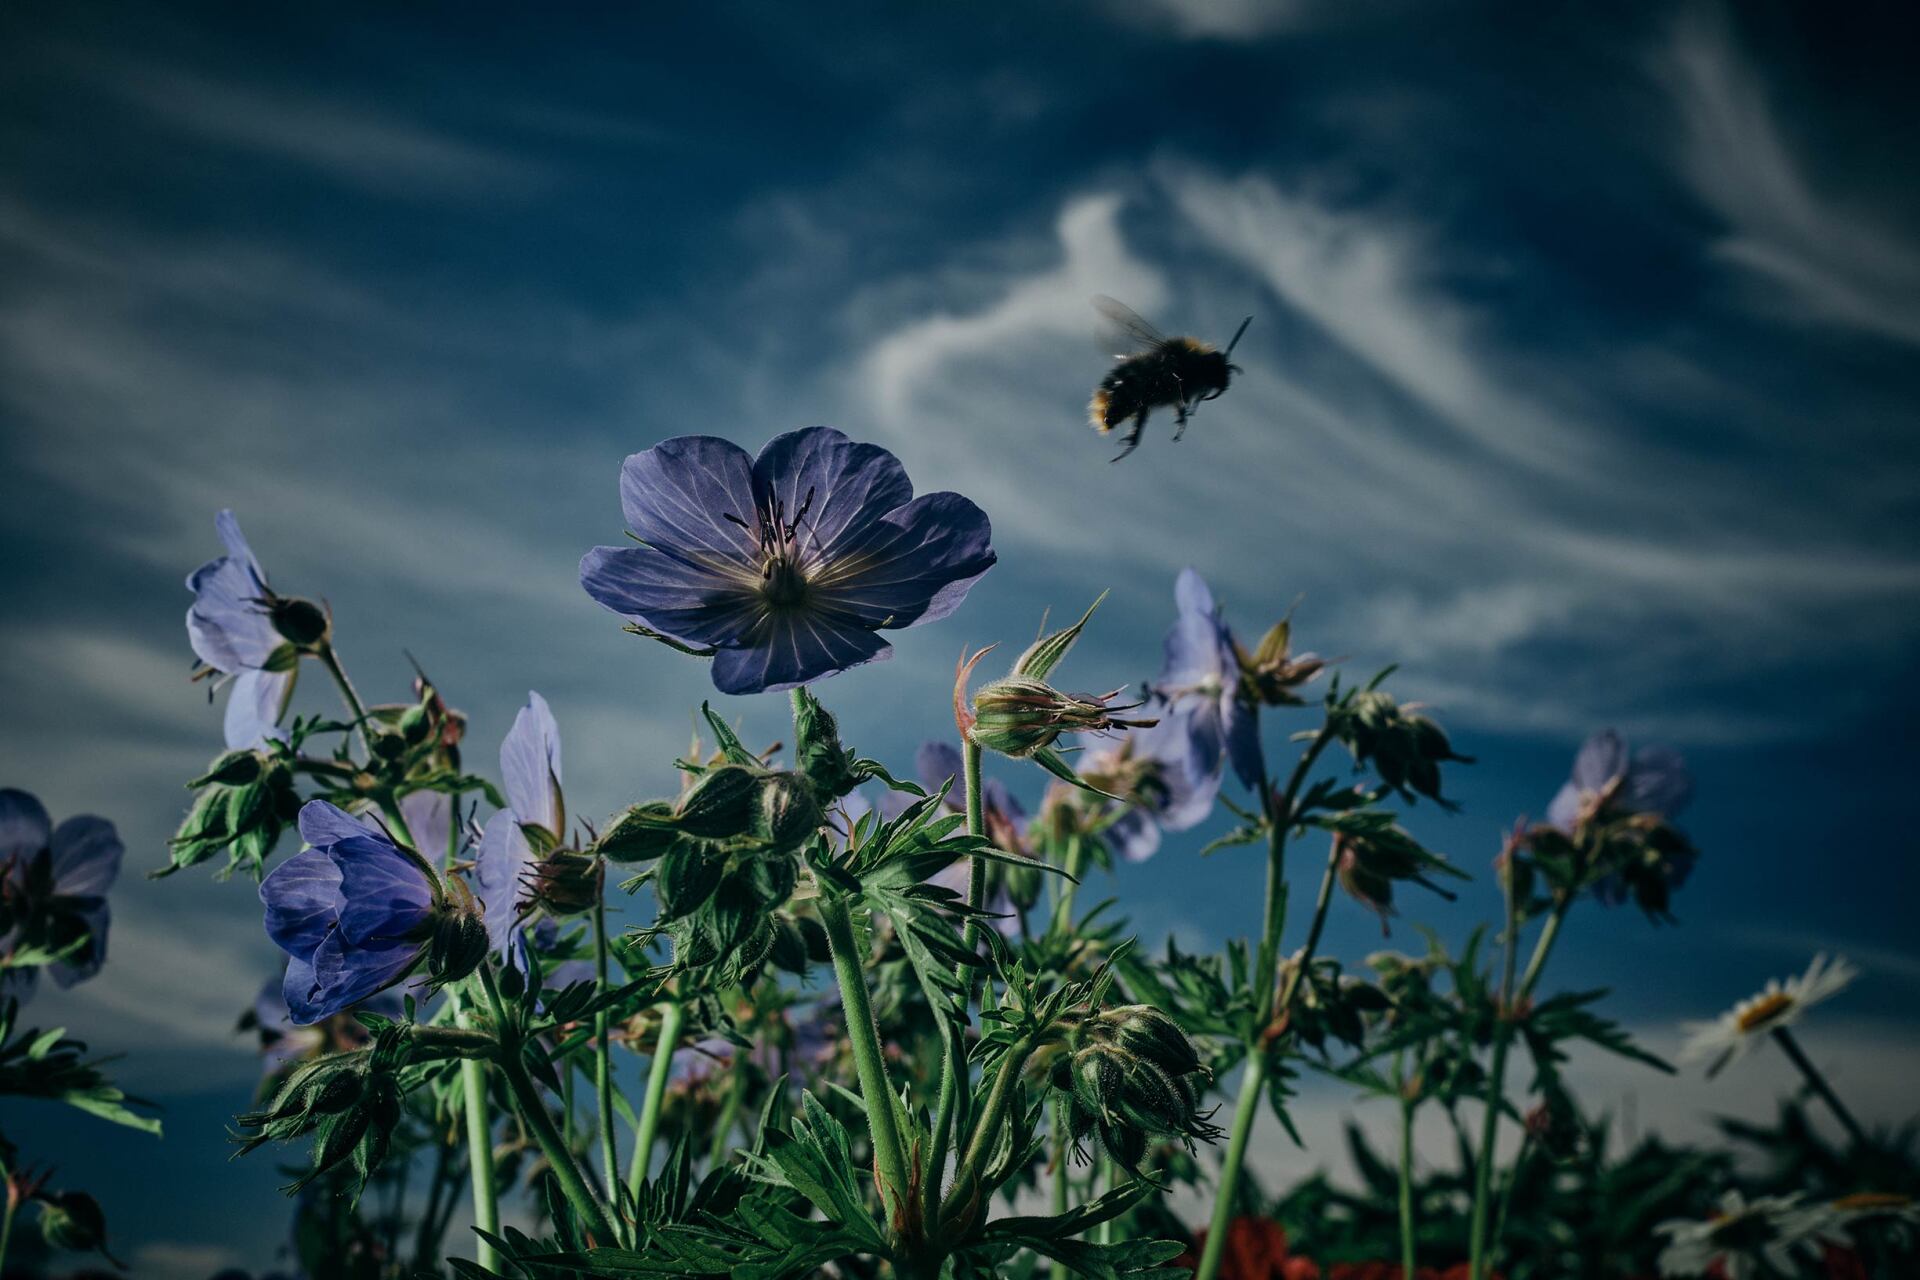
{"left": 1111, "top": 410, "right": 1148, "bottom": 462}
{"left": 1172, "top": 401, "right": 1191, "bottom": 442}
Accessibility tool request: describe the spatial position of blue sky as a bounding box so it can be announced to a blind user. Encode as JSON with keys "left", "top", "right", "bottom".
{"left": 3, "top": 1, "right": 1918, "bottom": 1273}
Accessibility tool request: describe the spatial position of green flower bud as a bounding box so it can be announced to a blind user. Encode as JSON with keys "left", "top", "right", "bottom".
{"left": 1106, "top": 1004, "right": 1203, "bottom": 1078}
{"left": 792, "top": 688, "right": 861, "bottom": 798}
{"left": 268, "top": 595, "right": 331, "bottom": 649}
{"left": 526, "top": 852, "right": 602, "bottom": 916}
{"left": 755, "top": 770, "right": 822, "bottom": 850}
{"left": 596, "top": 802, "right": 681, "bottom": 862}
{"left": 191, "top": 749, "right": 264, "bottom": 788}
{"left": 427, "top": 903, "right": 489, "bottom": 984}
{"left": 674, "top": 764, "right": 761, "bottom": 839}
{"left": 969, "top": 677, "right": 1153, "bottom": 759}
{"left": 37, "top": 1191, "right": 111, "bottom": 1257}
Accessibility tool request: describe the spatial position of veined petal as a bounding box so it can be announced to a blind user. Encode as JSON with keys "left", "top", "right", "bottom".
{"left": 398, "top": 791, "right": 453, "bottom": 861}
{"left": 260, "top": 847, "right": 343, "bottom": 957}
{"left": 710, "top": 614, "right": 891, "bottom": 695}
{"left": 472, "top": 810, "right": 531, "bottom": 956}
{"left": 579, "top": 544, "right": 763, "bottom": 645}
{"left": 223, "top": 667, "right": 294, "bottom": 750}
{"left": 0, "top": 788, "right": 52, "bottom": 864}
{"left": 292, "top": 931, "right": 421, "bottom": 1026}
{"left": 49, "top": 816, "right": 123, "bottom": 899}
{"left": 501, "top": 691, "right": 564, "bottom": 838}
{"left": 185, "top": 512, "right": 280, "bottom": 673}
{"left": 752, "top": 427, "right": 914, "bottom": 561}
{"left": 618, "top": 435, "right": 761, "bottom": 567}
{"left": 807, "top": 491, "right": 995, "bottom": 629}
{"left": 1626, "top": 746, "right": 1692, "bottom": 818}
{"left": 332, "top": 840, "right": 434, "bottom": 947}
{"left": 1570, "top": 730, "right": 1627, "bottom": 792}
{"left": 298, "top": 799, "right": 381, "bottom": 850}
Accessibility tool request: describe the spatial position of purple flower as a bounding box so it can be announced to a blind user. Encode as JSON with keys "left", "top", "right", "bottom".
{"left": 261, "top": 801, "right": 483, "bottom": 1025}
{"left": 472, "top": 692, "right": 565, "bottom": 960}
{"left": 0, "top": 788, "right": 124, "bottom": 1004}
{"left": 1151, "top": 569, "right": 1263, "bottom": 792}
{"left": 668, "top": 1035, "right": 737, "bottom": 1089}
{"left": 580, "top": 427, "right": 996, "bottom": 695}
{"left": 1546, "top": 730, "right": 1692, "bottom": 833}
{"left": 247, "top": 966, "right": 406, "bottom": 1077}
{"left": 1075, "top": 701, "right": 1222, "bottom": 864}
{"left": 185, "top": 511, "right": 297, "bottom": 750}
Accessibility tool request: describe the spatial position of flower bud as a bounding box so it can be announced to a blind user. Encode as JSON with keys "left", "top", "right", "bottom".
{"left": 526, "top": 852, "right": 602, "bottom": 916}
{"left": 1001, "top": 857, "right": 1044, "bottom": 912}
{"left": 1339, "top": 690, "right": 1471, "bottom": 808}
{"left": 37, "top": 1191, "right": 111, "bottom": 1257}
{"left": 674, "top": 764, "right": 761, "bottom": 839}
{"left": 968, "top": 677, "right": 1154, "bottom": 759}
{"left": 267, "top": 595, "right": 331, "bottom": 649}
{"left": 1236, "top": 618, "right": 1327, "bottom": 708}
{"left": 428, "top": 903, "right": 489, "bottom": 984}
{"left": 755, "top": 770, "right": 822, "bottom": 850}
{"left": 191, "top": 749, "right": 264, "bottom": 788}
{"left": 1106, "top": 1004, "right": 1203, "bottom": 1078}
{"left": 596, "top": 801, "right": 682, "bottom": 862}
{"left": 792, "top": 689, "right": 861, "bottom": 799}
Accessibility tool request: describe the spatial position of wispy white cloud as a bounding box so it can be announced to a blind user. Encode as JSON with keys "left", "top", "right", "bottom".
{"left": 1661, "top": 8, "right": 1920, "bottom": 346}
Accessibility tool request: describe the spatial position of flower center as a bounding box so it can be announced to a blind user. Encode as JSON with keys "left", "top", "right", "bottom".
{"left": 723, "top": 487, "right": 817, "bottom": 609}
{"left": 1735, "top": 991, "right": 1794, "bottom": 1032}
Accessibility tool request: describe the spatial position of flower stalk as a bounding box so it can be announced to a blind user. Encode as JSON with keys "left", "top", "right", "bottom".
{"left": 628, "top": 998, "right": 684, "bottom": 1197}
{"left": 819, "top": 891, "right": 915, "bottom": 1236}
{"left": 1771, "top": 1026, "right": 1868, "bottom": 1147}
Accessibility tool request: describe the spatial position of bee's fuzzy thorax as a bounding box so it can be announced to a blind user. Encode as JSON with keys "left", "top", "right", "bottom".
{"left": 1174, "top": 337, "right": 1212, "bottom": 354}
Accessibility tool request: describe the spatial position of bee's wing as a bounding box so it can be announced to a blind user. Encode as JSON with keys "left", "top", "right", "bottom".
{"left": 1091, "top": 295, "right": 1167, "bottom": 357}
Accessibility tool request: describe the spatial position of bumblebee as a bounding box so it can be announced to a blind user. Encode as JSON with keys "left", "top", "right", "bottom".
{"left": 1087, "top": 296, "right": 1251, "bottom": 461}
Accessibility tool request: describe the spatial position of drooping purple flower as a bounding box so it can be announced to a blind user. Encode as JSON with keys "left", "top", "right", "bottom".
{"left": 1074, "top": 700, "right": 1222, "bottom": 864}
{"left": 580, "top": 427, "right": 996, "bottom": 695}
{"left": 1546, "top": 730, "right": 1693, "bottom": 833}
{"left": 246, "top": 966, "right": 407, "bottom": 1077}
{"left": 261, "top": 801, "right": 454, "bottom": 1025}
{"left": 1150, "top": 568, "right": 1263, "bottom": 792}
{"left": 185, "top": 511, "right": 297, "bottom": 750}
{"left": 0, "top": 788, "right": 124, "bottom": 1004}
{"left": 471, "top": 692, "right": 567, "bottom": 960}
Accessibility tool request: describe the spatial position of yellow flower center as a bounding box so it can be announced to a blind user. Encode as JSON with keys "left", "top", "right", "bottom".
{"left": 1735, "top": 991, "right": 1794, "bottom": 1032}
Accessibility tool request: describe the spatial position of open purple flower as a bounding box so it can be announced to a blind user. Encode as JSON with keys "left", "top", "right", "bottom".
{"left": 472, "top": 692, "right": 566, "bottom": 960}
{"left": 580, "top": 427, "right": 996, "bottom": 695}
{"left": 246, "top": 966, "right": 406, "bottom": 1077}
{"left": 185, "top": 511, "right": 299, "bottom": 750}
{"left": 260, "top": 801, "right": 483, "bottom": 1025}
{"left": 1546, "top": 730, "right": 1692, "bottom": 833}
{"left": 1151, "top": 569, "right": 1264, "bottom": 792}
{"left": 0, "top": 788, "right": 124, "bottom": 1004}
{"left": 1075, "top": 701, "right": 1222, "bottom": 863}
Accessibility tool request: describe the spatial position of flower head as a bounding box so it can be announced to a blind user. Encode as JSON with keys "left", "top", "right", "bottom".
{"left": 260, "top": 801, "right": 485, "bottom": 1024}
{"left": 1071, "top": 703, "right": 1222, "bottom": 863}
{"left": 185, "top": 511, "right": 308, "bottom": 749}
{"left": 1679, "top": 953, "right": 1858, "bottom": 1076}
{"left": 0, "top": 788, "right": 123, "bottom": 1003}
{"left": 244, "top": 966, "right": 405, "bottom": 1079}
{"left": 470, "top": 691, "right": 569, "bottom": 961}
{"left": 1151, "top": 569, "right": 1266, "bottom": 791}
{"left": 1548, "top": 729, "right": 1692, "bottom": 833}
{"left": 580, "top": 427, "right": 996, "bottom": 695}
{"left": 1655, "top": 1190, "right": 1819, "bottom": 1279}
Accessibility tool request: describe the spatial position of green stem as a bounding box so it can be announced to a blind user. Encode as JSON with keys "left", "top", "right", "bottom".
{"left": 820, "top": 892, "right": 916, "bottom": 1234}
{"left": 499, "top": 1040, "right": 620, "bottom": 1243}
{"left": 945, "top": 1032, "right": 1040, "bottom": 1219}
{"left": 316, "top": 640, "right": 371, "bottom": 757}
{"left": 925, "top": 738, "right": 989, "bottom": 1227}
{"left": 707, "top": 1079, "right": 746, "bottom": 1171}
{"left": 1049, "top": 1096, "right": 1071, "bottom": 1280}
{"left": 1050, "top": 833, "right": 1087, "bottom": 936}
{"left": 0, "top": 1166, "right": 17, "bottom": 1280}
{"left": 1773, "top": 1026, "right": 1869, "bottom": 1148}
{"left": 1489, "top": 1132, "right": 1531, "bottom": 1259}
{"left": 1467, "top": 897, "right": 1568, "bottom": 1280}
{"left": 628, "top": 998, "right": 684, "bottom": 1198}
{"left": 593, "top": 889, "right": 621, "bottom": 1203}
{"left": 1095, "top": 1158, "right": 1117, "bottom": 1246}
{"left": 1398, "top": 1088, "right": 1417, "bottom": 1279}
{"left": 452, "top": 1019, "right": 500, "bottom": 1270}
{"left": 1196, "top": 728, "right": 1334, "bottom": 1280}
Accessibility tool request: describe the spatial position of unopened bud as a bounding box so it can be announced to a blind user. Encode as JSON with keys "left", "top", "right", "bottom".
{"left": 526, "top": 852, "right": 602, "bottom": 915}
{"left": 969, "top": 677, "right": 1154, "bottom": 759}
{"left": 756, "top": 771, "right": 821, "bottom": 850}
{"left": 37, "top": 1191, "right": 110, "bottom": 1256}
{"left": 428, "top": 904, "right": 489, "bottom": 984}
{"left": 268, "top": 596, "right": 331, "bottom": 650}
{"left": 674, "top": 764, "right": 761, "bottom": 839}
{"left": 596, "top": 802, "right": 681, "bottom": 862}
{"left": 192, "top": 749, "right": 263, "bottom": 788}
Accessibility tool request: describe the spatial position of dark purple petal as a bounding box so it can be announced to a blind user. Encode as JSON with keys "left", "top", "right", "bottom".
{"left": 260, "top": 847, "right": 343, "bottom": 957}
{"left": 1626, "top": 746, "right": 1692, "bottom": 818}
{"left": 579, "top": 544, "right": 762, "bottom": 646}
{"left": 1222, "top": 692, "right": 1265, "bottom": 792}
{"left": 1177, "top": 697, "right": 1227, "bottom": 784}
{"left": 808, "top": 491, "right": 995, "bottom": 630}
{"left": 501, "top": 691, "right": 564, "bottom": 838}
{"left": 0, "top": 788, "right": 51, "bottom": 864}
{"left": 1104, "top": 807, "right": 1162, "bottom": 864}
{"left": 334, "top": 837, "right": 435, "bottom": 947}
{"left": 1569, "top": 730, "right": 1627, "bottom": 793}
{"left": 472, "top": 811, "right": 530, "bottom": 956}
{"left": 289, "top": 932, "right": 421, "bottom": 1026}
{"left": 916, "top": 741, "right": 965, "bottom": 801}
{"left": 223, "top": 667, "right": 294, "bottom": 751}
{"left": 709, "top": 614, "right": 891, "bottom": 695}
{"left": 751, "top": 427, "right": 915, "bottom": 562}
{"left": 49, "top": 816, "right": 123, "bottom": 900}
{"left": 47, "top": 902, "right": 109, "bottom": 988}
{"left": 617, "top": 436, "right": 761, "bottom": 568}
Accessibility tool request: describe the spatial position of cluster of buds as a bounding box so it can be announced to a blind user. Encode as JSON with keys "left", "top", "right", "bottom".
{"left": 1512, "top": 812, "right": 1697, "bottom": 922}
{"left": 1336, "top": 689, "right": 1471, "bottom": 808}
{"left": 1331, "top": 821, "right": 1464, "bottom": 934}
{"left": 599, "top": 761, "right": 823, "bottom": 864}
{"left": 1233, "top": 614, "right": 1328, "bottom": 708}
{"left": 165, "top": 745, "right": 301, "bottom": 877}
{"left": 234, "top": 1025, "right": 411, "bottom": 1193}
{"left": 366, "top": 670, "right": 470, "bottom": 790}
{"left": 1053, "top": 1004, "right": 1219, "bottom": 1171}
{"left": 1271, "top": 954, "right": 1390, "bottom": 1051}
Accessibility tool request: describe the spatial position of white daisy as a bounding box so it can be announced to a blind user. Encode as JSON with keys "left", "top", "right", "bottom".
{"left": 1824, "top": 1191, "right": 1920, "bottom": 1246}
{"left": 1678, "top": 953, "right": 1859, "bottom": 1076}
{"left": 1655, "top": 1190, "right": 1817, "bottom": 1279}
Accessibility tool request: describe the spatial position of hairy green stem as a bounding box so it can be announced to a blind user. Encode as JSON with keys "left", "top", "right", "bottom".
{"left": 1773, "top": 1026, "right": 1869, "bottom": 1148}
{"left": 450, "top": 995, "right": 500, "bottom": 1271}
{"left": 628, "top": 998, "right": 684, "bottom": 1198}
{"left": 945, "top": 1031, "right": 1040, "bottom": 1221}
{"left": 820, "top": 892, "right": 916, "bottom": 1234}
{"left": 925, "top": 738, "right": 989, "bottom": 1227}
{"left": 1049, "top": 1095, "right": 1071, "bottom": 1280}
{"left": 1398, "top": 1054, "right": 1417, "bottom": 1279}
{"left": 315, "top": 640, "right": 371, "bottom": 757}
{"left": 1195, "top": 1052, "right": 1269, "bottom": 1277}
{"left": 593, "top": 889, "right": 621, "bottom": 1203}
{"left": 499, "top": 1039, "right": 620, "bottom": 1242}
{"left": 1467, "top": 896, "right": 1568, "bottom": 1280}
{"left": 1050, "top": 832, "right": 1087, "bottom": 936}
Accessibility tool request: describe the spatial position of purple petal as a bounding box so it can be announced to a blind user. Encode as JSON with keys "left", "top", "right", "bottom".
{"left": 1105, "top": 808, "right": 1162, "bottom": 863}
{"left": 709, "top": 615, "right": 891, "bottom": 695}
{"left": 298, "top": 799, "right": 382, "bottom": 849}
{"left": 500, "top": 692, "right": 564, "bottom": 838}
{"left": 260, "top": 847, "right": 343, "bottom": 957}
{"left": 0, "top": 789, "right": 52, "bottom": 864}
{"left": 916, "top": 741, "right": 965, "bottom": 799}
{"left": 185, "top": 512, "right": 280, "bottom": 674}
{"left": 1569, "top": 730, "right": 1627, "bottom": 792}
{"left": 1545, "top": 781, "right": 1583, "bottom": 834}
{"left": 808, "top": 491, "right": 996, "bottom": 630}
{"left": 223, "top": 667, "right": 294, "bottom": 750}
{"left": 47, "top": 902, "right": 110, "bottom": 988}
{"left": 1626, "top": 746, "right": 1692, "bottom": 818}
{"left": 472, "top": 811, "right": 531, "bottom": 955}
{"left": 1138, "top": 708, "right": 1223, "bottom": 832}
{"left": 1158, "top": 568, "right": 1231, "bottom": 692}
{"left": 290, "top": 931, "right": 420, "bottom": 1026}
{"left": 617, "top": 435, "right": 761, "bottom": 569}
{"left": 49, "top": 816, "right": 123, "bottom": 899}
{"left": 579, "top": 544, "right": 762, "bottom": 647}
{"left": 332, "top": 841, "right": 434, "bottom": 948}
{"left": 1222, "top": 692, "right": 1265, "bottom": 792}
{"left": 983, "top": 779, "right": 1027, "bottom": 827}
{"left": 750, "top": 427, "right": 915, "bottom": 562}
{"left": 398, "top": 791, "right": 453, "bottom": 861}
